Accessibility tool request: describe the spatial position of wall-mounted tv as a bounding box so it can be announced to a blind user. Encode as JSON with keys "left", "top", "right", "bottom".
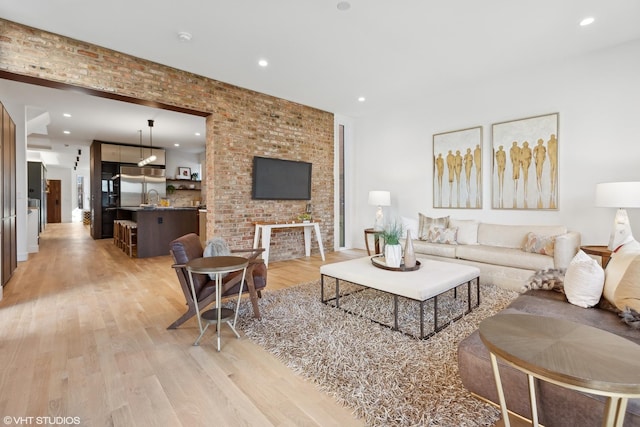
{"left": 252, "top": 156, "right": 312, "bottom": 200}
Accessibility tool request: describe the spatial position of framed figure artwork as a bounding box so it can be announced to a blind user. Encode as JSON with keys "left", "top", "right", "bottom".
{"left": 491, "top": 113, "right": 558, "bottom": 210}
{"left": 433, "top": 126, "right": 483, "bottom": 209}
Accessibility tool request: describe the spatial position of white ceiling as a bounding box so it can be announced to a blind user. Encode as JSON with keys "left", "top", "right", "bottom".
{"left": 1, "top": 1, "right": 640, "bottom": 168}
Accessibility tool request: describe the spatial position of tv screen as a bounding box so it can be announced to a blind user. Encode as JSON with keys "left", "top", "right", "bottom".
{"left": 252, "top": 156, "right": 312, "bottom": 200}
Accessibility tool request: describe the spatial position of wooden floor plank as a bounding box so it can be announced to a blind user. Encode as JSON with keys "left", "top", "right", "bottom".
{"left": 0, "top": 223, "right": 364, "bottom": 426}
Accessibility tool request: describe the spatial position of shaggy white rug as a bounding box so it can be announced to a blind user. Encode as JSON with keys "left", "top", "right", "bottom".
{"left": 235, "top": 280, "right": 519, "bottom": 426}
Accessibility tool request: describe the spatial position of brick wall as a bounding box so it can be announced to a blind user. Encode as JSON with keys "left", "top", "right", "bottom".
{"left": 0, "top": 18, "right": 334, "bottom": 262}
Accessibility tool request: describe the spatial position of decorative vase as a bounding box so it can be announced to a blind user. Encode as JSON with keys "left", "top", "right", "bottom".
{"left": 385, "top": 244, "right": 403, "bottom": 268}
{"left": 404, "top": 229, "right": 416, "bottom": 268}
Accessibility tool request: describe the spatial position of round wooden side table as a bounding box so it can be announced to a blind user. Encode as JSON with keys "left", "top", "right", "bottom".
{"left": 186, "top": 256, "right": 248, "bottom": 351}
{"left": 479, "top": 313, "right": 640, "bottom": 427}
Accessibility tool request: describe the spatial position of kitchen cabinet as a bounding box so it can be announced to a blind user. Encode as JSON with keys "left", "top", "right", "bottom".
{"left": 117, "top": 207, "right": 198, "bottom": 258}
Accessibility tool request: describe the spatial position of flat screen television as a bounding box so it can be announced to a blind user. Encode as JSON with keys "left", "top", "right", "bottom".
{"left": 252, "top": 156, "right": 312, "bottom": 200}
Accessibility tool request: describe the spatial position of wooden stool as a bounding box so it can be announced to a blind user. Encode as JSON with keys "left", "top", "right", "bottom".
{"left": 113, "top": 220, "right": 123, "bottom": 248}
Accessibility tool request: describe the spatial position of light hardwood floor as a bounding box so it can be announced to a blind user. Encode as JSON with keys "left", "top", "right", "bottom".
{"left": 0, "top": 223, "right": 366, "bottom": 426}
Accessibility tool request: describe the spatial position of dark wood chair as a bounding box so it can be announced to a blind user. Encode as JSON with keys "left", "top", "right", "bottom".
{"left": 167, "top": 233, "right": 267, "bottom": 329}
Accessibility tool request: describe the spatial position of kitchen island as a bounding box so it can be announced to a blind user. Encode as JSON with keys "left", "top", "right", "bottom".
{"left": 117, "top": 207, "right": 198, "bottom": 258}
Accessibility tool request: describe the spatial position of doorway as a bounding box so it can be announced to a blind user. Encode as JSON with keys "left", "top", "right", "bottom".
{"left": 47, "top": 179, "right": 62, "bottom": 223}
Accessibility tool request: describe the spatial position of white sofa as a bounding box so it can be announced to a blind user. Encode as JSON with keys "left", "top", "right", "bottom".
{"left": 400, "top": 219, "right": 581, "bottom": 292}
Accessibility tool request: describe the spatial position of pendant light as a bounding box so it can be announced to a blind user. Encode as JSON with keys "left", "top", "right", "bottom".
{"left": 138, "top": 119, "right": 157, "bottom": 166}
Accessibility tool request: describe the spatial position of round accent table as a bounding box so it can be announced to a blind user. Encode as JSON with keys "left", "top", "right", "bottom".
{"left": 479, "top": 313, "right": 640, "bottom": 427}
{"left": 186, "top": 256, "right": 249, "bottom": 351}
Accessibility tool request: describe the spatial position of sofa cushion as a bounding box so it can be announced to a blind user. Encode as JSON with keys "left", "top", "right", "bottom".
{"left": 401, "top": 216, "right": 419, "bottom": 239}
{"left": 614, "top": 254, "right": 640, "bottom": 312}
{"left": 418, "top": 213, "right": 449, "bottom": 240}
{"left": 477, "top": 223, "right": 567, "bottom": 249}
{"left": 426, "top": 225, "right": 458, "bottom": 244}
{"left": 522, "top": 231, "right": 557, "bottom": 256}
{"left": 564, "top": 250, "right": 604, "bottom": 308}
{"left": 410, "top": 239, "right": 457, "bottom": 258}
{"left": 456, "top": 244, "right": 554, "bottom": 271}
{"left": 449, "top": 218, "right": 479, "bottom": 245}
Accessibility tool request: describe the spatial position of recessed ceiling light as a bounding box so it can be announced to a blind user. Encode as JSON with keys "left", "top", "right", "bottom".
{"left": 580, "top": 17, "right": 595, "bottom": 26}
{"left": 337, "top": 1, "right": 351, "bottom": 11}
{"left": 63, "top": 113, "right": 71, "bottom": 118}
{"left": 358, "top": 96, "right": 366, "bottom": 102}
{"left": 195, "top": 132, "right": 201, "bottom": 136}
{"left": 174, "top": 143, "right": 180, "bottom": 147}
{"left": 63, "top": 130, "right": 70, "bottom": 134}
{"left": 258, "top": 59, "right": 269, "bottom": 67}
{"left": 177, "top": 31, "right": 192, "bottom": 42}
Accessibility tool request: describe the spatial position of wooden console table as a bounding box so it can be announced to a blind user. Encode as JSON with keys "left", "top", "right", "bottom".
{"left": 253, "top": 222, "right": 325, "bottom": 267}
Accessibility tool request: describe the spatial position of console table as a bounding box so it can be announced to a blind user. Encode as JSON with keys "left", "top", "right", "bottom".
{"left": 479, "top": 313, "right": 640, "bottom": 427}
{"left": 253, "top": 222, "right": 325, "bottom": 267}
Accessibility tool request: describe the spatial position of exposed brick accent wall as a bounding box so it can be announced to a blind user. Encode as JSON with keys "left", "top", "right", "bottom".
{"left": 0, "top": 19, "right": 334, "bottom": 261}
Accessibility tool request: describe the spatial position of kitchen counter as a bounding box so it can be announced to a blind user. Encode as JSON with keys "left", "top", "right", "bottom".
{"left": 116, "top": 207, "right": 198, "bottom": 258}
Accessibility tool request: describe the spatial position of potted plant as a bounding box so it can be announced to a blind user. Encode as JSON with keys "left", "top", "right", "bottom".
{"left": 381, "top": 221, "right": 403, "bottom": 267}
{"left": 190, "top": 172, "right": 199, "bottom": 181}
{"left": 166, "top": 184, "right": 176, "bottom": 195}
{"left": 298, "top": 212, "right": 312, "bottom": 223}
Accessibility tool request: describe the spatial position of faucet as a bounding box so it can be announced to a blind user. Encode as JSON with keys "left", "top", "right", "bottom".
{"left": 147, "top": 189, "right": 160, "bottom": 205}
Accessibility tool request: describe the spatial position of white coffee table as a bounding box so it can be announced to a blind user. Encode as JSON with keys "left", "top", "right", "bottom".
{"left": 320, "top": 256, "right": 480, "bottom": 338}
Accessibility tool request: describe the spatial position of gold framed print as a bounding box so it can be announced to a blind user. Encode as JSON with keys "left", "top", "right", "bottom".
{"left": 433, "top": 126, "right": 483, "bottom": 209}
{"left": 491, "top": 113, "right": 558, "bottom": 209}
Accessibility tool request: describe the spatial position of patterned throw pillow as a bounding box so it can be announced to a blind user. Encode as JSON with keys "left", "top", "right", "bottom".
{"left": 522, "top": 232, "right": 556, "bottom": 256}
{"left": 418, "top": 213, "right": 449, "bottom": 241}
{"left": 426, "top": 225, "right": 458, "bottom": 244}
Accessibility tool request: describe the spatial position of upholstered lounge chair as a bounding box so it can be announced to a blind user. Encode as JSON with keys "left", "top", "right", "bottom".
{"left": 167, "top": 233, "right": 267, "bottom": 329}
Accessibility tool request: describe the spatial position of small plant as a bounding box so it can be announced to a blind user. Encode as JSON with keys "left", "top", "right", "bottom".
{"left": 381, "top": 221, "right": 403, "bottom": 245}
{"left": 190, "top": 172, "right": 199, "bottom": 181}
{"left": 166, "top": 184, "right": 176, "bottom": 194}
{"left": 298, "top": 212, "right": 312, "bottom": 222}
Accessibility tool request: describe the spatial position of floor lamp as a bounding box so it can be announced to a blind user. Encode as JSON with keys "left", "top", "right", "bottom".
{"left": 368, "top": 191, "right": 390, "bottom": 231}
{"left": 596, "top": 182, "right": 640, "bottom": 250}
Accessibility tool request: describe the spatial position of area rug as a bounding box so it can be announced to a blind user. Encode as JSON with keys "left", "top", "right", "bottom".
{"left": 235, "top": 280, "right": 519, "bottom": 426}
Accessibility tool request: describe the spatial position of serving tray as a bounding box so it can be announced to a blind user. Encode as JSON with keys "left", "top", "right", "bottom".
{"left": 371, "top": 255, "right": 421, "bottom": 272}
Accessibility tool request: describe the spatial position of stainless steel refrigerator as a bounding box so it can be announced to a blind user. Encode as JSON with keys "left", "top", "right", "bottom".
{"left": 119, "top": 166, "right": 166, "bottom": 206}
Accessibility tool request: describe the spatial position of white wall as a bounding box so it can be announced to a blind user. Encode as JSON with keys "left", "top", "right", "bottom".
{"left": 165, "top": 149, "right": 202, "bottom": 180}
{"left": 350, "top": 39, "right": 640, "bottom": 248}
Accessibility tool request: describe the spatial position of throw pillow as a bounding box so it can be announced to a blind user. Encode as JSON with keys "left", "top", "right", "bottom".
{"left": 522, "top": 268, "right": 566, "bottom": 293}
{"left": 563, "top": 250, "right": 605, "bottom": 308}
{"left": 449, "top": 218, "right": 479, "bottom": 245}
{"left": 603, "top": 240, "right": 640, "bottom": 305}
{"left": 522, "top": 232, "right": 557, "bottom": 256}
{"left": 613, "top": 254, "right": 640, "bottom": 313}
{"left": 401, "top": 216, "right": 419, "bottom": 239}
{"left": 426, "top": 225, "right": 458, "bottom": 244}
{"left": 204, "top": 237, "right": 231, "bottom": 279}
{"left": 418, "top": 213, "right": 449, "bottom": 240}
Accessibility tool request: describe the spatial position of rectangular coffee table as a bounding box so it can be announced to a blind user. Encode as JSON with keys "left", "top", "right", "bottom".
{"left": 320, "top": 256, "right": 480, "bottom": 339}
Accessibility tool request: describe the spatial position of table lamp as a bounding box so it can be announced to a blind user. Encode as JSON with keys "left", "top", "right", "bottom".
{"left": 595, "top": 182, "right": 640, "bottom": 250}
{"left": 368, "top": 190, "right": 391, "bottom": 231}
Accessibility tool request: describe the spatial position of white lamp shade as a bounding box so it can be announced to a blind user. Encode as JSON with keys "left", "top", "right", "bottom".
{"left": 368, "top": 190, "right": 391, "bottom": 206}
{"left": 596, "top": 182, "right": 640, "bottom": 208}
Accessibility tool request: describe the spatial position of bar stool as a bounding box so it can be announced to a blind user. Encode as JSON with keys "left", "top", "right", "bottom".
{"left": 127, "top": 222, "right": 137, "bottom": 257}
{"left": 113, "top": 220, "right": 124, "bottom": 248}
